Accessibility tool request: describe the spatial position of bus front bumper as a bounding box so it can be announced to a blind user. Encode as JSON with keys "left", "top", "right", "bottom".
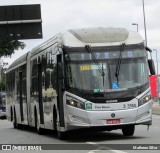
{"left": 65, "top": 102, "right": 152, "bottom": 131}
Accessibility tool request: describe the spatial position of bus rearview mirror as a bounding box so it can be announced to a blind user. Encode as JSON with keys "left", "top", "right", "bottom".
{"left": 148, "top": 59, "right": 156, "bottom": 75}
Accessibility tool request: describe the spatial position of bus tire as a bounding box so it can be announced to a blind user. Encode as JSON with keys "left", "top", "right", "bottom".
{"left": 122, "top": 125, "right": 135, "bottom": 136}
{"left": 57, "top": 131, "right": 68, "bottom": 140}
{"left": 35, "top": 110, "right": 44, "bottom": 135}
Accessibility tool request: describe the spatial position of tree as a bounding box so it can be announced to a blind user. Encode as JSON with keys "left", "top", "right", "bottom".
{"left": 0, "top": 82, "right": 5, "bottom": 91}
{"left": 0, "top": 40, "right": 26, "bottom": 91}
{"left": 0, "top": 40, "right": 26, "bottom": 58}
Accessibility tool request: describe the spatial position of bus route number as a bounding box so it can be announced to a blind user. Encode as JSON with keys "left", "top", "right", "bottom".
{"left": 123, "top": 103, "right": 137, "bottom": 109}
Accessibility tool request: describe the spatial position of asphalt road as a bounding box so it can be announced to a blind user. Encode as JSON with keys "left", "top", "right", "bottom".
{"left": 0, "top": 115, "right": 160, "bottom": 153}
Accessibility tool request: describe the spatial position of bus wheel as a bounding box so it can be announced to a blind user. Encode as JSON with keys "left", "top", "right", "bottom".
{"left": 122, "top": 125, "right": 135, "bottom": 136}
{"left": 57, "top": 131, "right": 68, "bottom": 140}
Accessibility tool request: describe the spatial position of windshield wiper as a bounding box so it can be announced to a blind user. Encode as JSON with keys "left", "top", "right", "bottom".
{"left": 85, "top": 45, "right": 105, "bottom": 87}
{"left": 115, "top": 43, "right": 125, "bottom": 85}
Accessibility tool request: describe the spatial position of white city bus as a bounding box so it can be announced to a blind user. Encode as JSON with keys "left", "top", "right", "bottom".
{"left": 6, "top": 27, "right": 155, "bottom": 139}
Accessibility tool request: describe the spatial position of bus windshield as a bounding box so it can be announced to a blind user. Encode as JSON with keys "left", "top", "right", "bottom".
{"left": 65, "top": 48, "right": 149, "bottom": 92}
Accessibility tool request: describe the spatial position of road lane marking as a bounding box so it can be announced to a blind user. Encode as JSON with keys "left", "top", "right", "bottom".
{"left": 87, "top": 142, "right": 127, "bottom": 153}
{"left": 87, "top": 142, "right": 97, "bottom": 145}
{"left": 88, "top": 150, "right": 101, "bottom": 153}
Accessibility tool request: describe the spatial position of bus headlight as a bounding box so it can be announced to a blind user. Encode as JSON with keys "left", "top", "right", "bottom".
{"left": 138, "top": 94, "right": 151, "bottom": 107}
{"left": 66, "top": 96, "right": 85, "bottom": 110}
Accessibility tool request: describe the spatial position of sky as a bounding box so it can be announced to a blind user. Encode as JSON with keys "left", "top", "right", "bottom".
{"left": 0, "top": 0, "right": 160, "bottom": 73}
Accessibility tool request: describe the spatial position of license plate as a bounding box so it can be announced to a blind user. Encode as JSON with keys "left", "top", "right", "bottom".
{"left": 107, "top": 119, "right": 120, "bottom": 124}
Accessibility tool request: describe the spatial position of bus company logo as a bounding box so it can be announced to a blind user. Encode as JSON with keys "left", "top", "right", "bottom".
{"left": 111, "top": 113, "right": 115, "bottom": 118}
{"left": 85, "top": 103, "right": 92, "bottom": 110}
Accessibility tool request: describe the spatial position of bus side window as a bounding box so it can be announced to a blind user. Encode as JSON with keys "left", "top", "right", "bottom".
{"left": 51, "top": 54, "right": 57, "bottom": 90}
{"left": 42, "top": 54, "right": 47, "bottom": 89}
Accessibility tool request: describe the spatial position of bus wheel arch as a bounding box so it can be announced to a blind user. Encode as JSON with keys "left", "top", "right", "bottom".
{"left": 57, "top": 131, "right": 68, "bottom": 140}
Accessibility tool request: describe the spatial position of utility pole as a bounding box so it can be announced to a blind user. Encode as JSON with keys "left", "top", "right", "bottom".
{"left": 142, "top": 0, "right": 147, "bottom": 46}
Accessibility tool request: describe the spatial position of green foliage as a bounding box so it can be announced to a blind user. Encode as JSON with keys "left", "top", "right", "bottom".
{"left": 0, "top": 82, "right": 5, "bottom": 91}
{"left": 0, "top": 68, "right": 6, "bottom": 91}
{"left": 0, "top": 40, "right": 26, "bottom": 58}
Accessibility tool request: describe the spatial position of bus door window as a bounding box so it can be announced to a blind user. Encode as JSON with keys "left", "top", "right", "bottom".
{"left": 51, "top": 54, "right": 57, "bottom": 93}
{"left": 31, "top": 59, "right": 38, "bottom": 103}
{"left": 19, "top": 70, "right": 24, "bottom": 121}
{"left": 15, "top": 69, "right": 19, "bottom": 103}
{"left": 51, "top": 49, "right": 58, "bottom": 91}
{"left": 21, "top": 65, "right": 27, "bottom": 104}
{"left": 38, "top": 57, "right": 44, "bottom": 124}
{"left": 42, "top": 54, "right": 47, "bottom": 102}
{"left": 42, "top": 52, "right": 57, "bottom": 115}
{"left": 46, "top": 52, "right": 54, "bottom": 102}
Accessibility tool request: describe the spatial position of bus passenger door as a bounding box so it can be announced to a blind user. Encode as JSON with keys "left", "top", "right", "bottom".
{"left": 57, "top": 54, "right": 65, "bottom": 128}
{"left": 19, "top": 71, "right": 24, "bottom": 122}
{"left": 38, "top": 62, "right": 44, "bottom": 124}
